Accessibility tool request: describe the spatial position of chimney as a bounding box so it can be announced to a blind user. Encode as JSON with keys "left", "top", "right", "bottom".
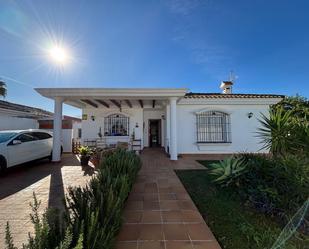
{"left": 220, "top": 81, "right": 233, "bottom": 94}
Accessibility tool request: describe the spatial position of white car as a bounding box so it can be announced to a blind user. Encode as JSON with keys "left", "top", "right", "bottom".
{"left": 0, "top": 130, "right": 62, "bottom": 173}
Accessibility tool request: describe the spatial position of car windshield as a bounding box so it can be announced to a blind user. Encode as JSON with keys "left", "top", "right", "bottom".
{"left": 0, "top": 132, "right": 17, "bottom": 143}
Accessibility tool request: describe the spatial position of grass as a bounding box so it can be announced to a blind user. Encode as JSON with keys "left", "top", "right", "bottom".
{"left": 175, "top": 161, "right": 307, "bottom": 249}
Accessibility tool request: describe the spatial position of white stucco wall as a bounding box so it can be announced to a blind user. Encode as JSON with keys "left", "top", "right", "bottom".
{"left": 0, "top": 115, "right": 38, "bottom": 130}
{"left": 176, "top": 102, "right": 271, "bottom": 154}
{"left": 81, "top": 108, "right": 144, "bottom": 147}
{"left": 143, "top": 109, "right": 165, "bottom": 147}
{"left": 80, "top": 97, "right": 280, "bottom": 155}
{"left": 43, "top": 129, "right": 73, "bottom": 153}
{"left": 72, "top": 121, "right": 81, "bottom": 139}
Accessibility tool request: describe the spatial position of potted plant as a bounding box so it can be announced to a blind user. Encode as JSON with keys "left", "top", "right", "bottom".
{"left": 78, "top": 146, "right": 92, "bottom": 166}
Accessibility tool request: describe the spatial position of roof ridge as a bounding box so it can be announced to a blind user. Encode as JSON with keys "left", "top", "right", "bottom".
{"left": 184, "top": 93, "right": 285, "bottom": 98}
{"left": 0, "top": 100, "right": 53, "bottom": 116}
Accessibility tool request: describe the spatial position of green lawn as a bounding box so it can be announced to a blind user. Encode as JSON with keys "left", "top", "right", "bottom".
{"left": 175, "top": 161, "right": 307, "bottom": 249}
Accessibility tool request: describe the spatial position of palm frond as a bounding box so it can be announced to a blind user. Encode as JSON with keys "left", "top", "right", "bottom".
{"left": 0, "top": 80, "right": 7, "bottom": 97}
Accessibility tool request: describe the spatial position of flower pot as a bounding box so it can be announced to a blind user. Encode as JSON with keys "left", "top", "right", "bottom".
{"left": 80, "top": 155, "right": 90, "bottom": 166}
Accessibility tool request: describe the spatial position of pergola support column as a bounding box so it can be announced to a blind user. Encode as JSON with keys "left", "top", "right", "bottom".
{"left": 169, "top": 97, "right": 178, "bottom": 160}
{"left": 52, "top": 97, "right": 63, "bottom": 162}
{"left": 165, "top": 104, "right": 170, "bottom": 153}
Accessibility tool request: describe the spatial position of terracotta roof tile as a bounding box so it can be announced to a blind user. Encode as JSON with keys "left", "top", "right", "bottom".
{"left": 0, "top": 100, "right": 53, "bottom": 118}
{"left": 184, "top": 93, "right": 285, "bottom": 99}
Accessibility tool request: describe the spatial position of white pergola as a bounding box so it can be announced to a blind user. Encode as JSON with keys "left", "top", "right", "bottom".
{"left": 35, "top": 88, "right": 188, "bottom": 162}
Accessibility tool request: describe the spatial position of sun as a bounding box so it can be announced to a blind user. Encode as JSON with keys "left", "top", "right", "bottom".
{"left": 48, "top": 46, "right": 70, "bottom": 65}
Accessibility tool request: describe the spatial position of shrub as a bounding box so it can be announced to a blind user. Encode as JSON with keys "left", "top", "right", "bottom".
{"left": 210, "top": 154, "right": 309, "bottom": 218}
{"left": 5, "top": 149, "right": 141, "bottom": 249}
{"left": 66, "top": 149, "right": 141, "bottom": 249}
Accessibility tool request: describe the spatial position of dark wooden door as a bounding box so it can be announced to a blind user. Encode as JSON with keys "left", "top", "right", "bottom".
{"left": 149, "top": 120, "right": 161, "bottom": 147}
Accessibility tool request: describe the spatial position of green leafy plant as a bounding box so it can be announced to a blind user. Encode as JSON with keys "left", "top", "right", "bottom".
{"left": 207, "top": 157, "right": 247, "bottom": 187}
{"left": 66, "top": 148, "right": 141, "bottom": 249}
{"left": 5, "top": 222, "right": 17, "bottom": 249}
{"left": 257, "top": 108, "right": 298, "bottom": 156}
{"left": 257, "top": 95, "right": 309, "bottom": 156}
{"left": 5, "top": 149, "right": 141, "bottom": 249}
{"left": 78, "top": 146, "right": 92, "bottom": 156}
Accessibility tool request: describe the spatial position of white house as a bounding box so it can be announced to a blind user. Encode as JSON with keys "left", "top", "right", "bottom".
{"left": 0, "top": 100, "right": 81, "bottom": 153}
{"left": 38, "top": 116, "right": 81, "bottom": 153}
{"left": 35, "top": 82, "right": 284, "bottom": 162}
{"left": 0, "top": 100, "right": 53, "bottom": 130}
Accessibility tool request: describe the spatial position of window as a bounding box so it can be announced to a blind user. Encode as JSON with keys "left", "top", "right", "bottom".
{"left": 104, "top": 114, "right": 129, "bottom": 136}
{"left": 78, "top": 128, "right": 82, "bottom": 139}
{"left": 32, "top": 132, "right": 52, "bottom": 140}
{"left": 196, "top": 111, "right": 231, "bottom": 143}
{"left": 15, "top": 133, "right": 37, "bottom": 143}
{"left": 0, "top": 132, "right": 17, "bottom": 143}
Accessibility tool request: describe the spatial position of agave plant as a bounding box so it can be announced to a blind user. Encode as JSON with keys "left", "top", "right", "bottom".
{"left": 207, "top": 157, "right": 247, "bottom": 186}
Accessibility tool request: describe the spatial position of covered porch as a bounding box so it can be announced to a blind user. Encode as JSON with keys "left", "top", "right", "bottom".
{"left": 35, "top": 88, "right": 188, "bottom": 161}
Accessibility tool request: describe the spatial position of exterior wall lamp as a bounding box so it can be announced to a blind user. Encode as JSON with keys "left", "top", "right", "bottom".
{"left": 247, "top": 112, "right": 253, "bottom": 119}
{"left": 91, "top": 115, "right": 95, "bottom": 121}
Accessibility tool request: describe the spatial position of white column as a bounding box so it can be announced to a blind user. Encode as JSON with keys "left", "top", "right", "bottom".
{"left": 52, "top": 97, "right": 63, "bottom": 162}
{"left": 165, "top": 104, "right": 170, "bottom": 153}
{"left": 169, "top": 97, "right": 177, "bottom": 160}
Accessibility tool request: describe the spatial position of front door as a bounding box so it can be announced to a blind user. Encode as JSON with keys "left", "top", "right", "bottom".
{"left": 149, "top": 119, "right": 161, "bottom": 147}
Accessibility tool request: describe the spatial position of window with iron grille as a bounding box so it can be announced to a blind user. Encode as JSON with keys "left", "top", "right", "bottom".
{"left": 196, "top": 111, "right": 231, "bottom": 143}
{"left": 104, "top": 114, "right": 129, "bottom": 136}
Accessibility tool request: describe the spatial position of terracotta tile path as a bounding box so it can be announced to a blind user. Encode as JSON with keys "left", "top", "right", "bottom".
{"left": 116, "top": 149, "right": 222, "bottom": 249}
{"left": 0, "top": 149, "right": 222, "bottom": 249}
{"left": 0, "top": 154, "right": 93, "bottom": 248}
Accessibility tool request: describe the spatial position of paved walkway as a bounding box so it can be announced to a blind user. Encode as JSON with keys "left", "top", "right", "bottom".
{"left": 0, "top": 154, "right": 93, "bottom": 248}
{"left": 0, "top": 150, "right": 222, "bottom": 249}
{"left": 116, "top": 149, "right": 222, "bottom": 249}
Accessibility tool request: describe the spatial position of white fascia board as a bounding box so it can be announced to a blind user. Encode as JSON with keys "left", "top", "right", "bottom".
{"left": 178, "top": 98, "right": 283, "bottom": 105}
{"left": 35, "top": 88, "right": 188, "bottom": 99}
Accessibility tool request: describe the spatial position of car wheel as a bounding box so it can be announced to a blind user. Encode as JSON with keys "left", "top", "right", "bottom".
{"left": 0, "top": 156, "right": 7, "bottom": 175}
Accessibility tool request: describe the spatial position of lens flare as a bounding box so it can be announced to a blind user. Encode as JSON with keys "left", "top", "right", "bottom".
{"left": 48, "top": 46, "right": 70, "bottom": 65}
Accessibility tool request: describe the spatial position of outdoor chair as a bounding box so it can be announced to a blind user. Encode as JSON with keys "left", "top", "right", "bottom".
{"left": 116, "top": 142, "right": 129, "bottom": 150}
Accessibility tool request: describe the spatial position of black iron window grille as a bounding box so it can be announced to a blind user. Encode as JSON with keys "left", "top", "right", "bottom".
{"left": 104, "top": 114, "right": 129, "bottom": 136}
{"left": 196, "top": 111, "right": 231, "bottom": 143}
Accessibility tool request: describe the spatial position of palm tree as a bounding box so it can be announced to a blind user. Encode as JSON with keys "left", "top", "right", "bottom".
{"left": 0, "top": 80, "right": 7, "bottom": 97}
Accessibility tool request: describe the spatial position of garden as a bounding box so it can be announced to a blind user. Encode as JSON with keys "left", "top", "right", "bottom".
{"left": 176, "top": 96, "right": 309, "bottom": 249}
{"left": 5, "top": 149, "right": 141, "bottom": 249}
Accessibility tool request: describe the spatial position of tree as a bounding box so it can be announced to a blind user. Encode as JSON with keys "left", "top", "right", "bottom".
{"left": 0, "top": 80, "right": 7, "bottom": 97}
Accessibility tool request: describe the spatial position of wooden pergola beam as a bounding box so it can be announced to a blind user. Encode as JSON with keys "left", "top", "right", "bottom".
{"left": 95, "top": 99, "right": 110, "bottom": 108}
{"left": 152, "top": 100, "right": 156, "bottom": 108}
{"left": 110, "top": 99, "right": 121, "bottom": 108}
{"left": 81, "top": 99, "right": 98, "bottom": 108}
{"left": 125, "top": 99, "right": 132, "bottom": 108}
{"left": 138, "top": 99, "right": 143, "bottom": 108}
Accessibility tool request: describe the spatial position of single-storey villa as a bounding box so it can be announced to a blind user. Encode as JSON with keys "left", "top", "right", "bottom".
{"left": 35, "top": 82, "right": 284, "bottom": 162}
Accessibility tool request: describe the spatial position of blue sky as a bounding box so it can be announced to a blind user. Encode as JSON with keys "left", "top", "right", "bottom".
{"left": 0, "top": 0, "right": 308, "bottom": 117}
